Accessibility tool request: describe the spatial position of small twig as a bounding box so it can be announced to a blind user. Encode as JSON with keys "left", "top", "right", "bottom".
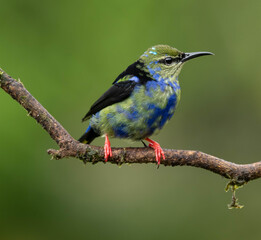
{"left": 225, "top": 180, "right": 245, "bottom": 209}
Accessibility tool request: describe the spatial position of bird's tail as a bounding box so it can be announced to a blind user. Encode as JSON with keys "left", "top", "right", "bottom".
{"left": 78, "top": 126, "right": 99, "bottom": 144}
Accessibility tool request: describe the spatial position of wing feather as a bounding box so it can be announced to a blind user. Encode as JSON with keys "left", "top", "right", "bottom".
{"left": 81, "top": 60, "right": 154, "bottom": 122}
{"left": 82, "top": 80, "right": 137, "bottom": 121}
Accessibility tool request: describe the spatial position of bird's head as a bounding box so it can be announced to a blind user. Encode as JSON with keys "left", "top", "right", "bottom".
{"left": 140, "top": 45, "right": 213, "bottom": 81}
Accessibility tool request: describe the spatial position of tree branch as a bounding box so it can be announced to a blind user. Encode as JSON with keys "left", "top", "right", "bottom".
{"left": 1, "top": 68, "right": 260, "bottom": 208}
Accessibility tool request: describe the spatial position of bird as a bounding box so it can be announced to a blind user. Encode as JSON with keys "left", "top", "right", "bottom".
{"left": 78, "top": 45, "right": 213, "bottom": 165}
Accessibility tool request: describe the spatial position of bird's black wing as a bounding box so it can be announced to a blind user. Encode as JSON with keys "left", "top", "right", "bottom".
{"left": 82, "top": 80, "right": 137, "bottom": 121}
{"left": 113, "top": 61, "right": 153, "bottom": 84}
{"left": 82, "top": 60, "right": 154, "bottom": 122}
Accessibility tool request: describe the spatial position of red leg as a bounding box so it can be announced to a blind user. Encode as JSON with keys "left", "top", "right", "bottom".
{"left": 145, "top": 138, "right": 165, "bottom": 165}
{"left": 104, "top": 134, "right": 112, "bottom": 162}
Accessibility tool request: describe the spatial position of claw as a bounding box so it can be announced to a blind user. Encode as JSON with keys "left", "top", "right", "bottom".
{"left": 104, "top": 135, "right": 112, "bottom": 162}
{"left": 145, "top": 138, "right": 165, "bottom": 165}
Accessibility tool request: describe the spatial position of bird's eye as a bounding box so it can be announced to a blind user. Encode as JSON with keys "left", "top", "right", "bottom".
{"left": 164, "top": 57, "right": 173, "bottom": 65}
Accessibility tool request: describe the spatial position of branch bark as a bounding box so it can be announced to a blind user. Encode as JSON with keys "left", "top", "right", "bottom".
{"left": 1, "top": 68, "right": 261, "bottom": 195}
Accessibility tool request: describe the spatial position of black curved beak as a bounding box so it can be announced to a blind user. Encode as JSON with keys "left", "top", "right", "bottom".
{"left": 181, "top": 51, "right": 214, "bottom": 63}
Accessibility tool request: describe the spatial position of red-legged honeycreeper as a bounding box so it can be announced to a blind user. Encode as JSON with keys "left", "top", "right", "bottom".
{"left": 79, "top": 45, "right": 213, "bottom": 164}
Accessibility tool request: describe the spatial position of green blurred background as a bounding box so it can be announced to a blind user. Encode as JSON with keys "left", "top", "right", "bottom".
{"left": 1, "top": 0, "right": 261, "bottom": 239}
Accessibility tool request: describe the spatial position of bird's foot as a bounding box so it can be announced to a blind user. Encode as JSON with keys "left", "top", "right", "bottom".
{"left": 145, "top": 138, "right": 165, "bottom": 165}
{"left": 104, "top": 135, "right": 112, "bottom": 162}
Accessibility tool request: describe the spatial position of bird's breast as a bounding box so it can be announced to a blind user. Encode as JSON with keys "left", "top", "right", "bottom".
{"left": 90, "top": 80, "right": 181, "bottom": 140}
